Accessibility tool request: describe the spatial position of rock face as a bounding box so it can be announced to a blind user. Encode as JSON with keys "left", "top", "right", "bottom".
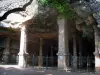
{"left": 73, "top": 0, "right": 100, "bottom": 25}
{"left": 0, "top": 0, "right": 29, "bottom": 11}
{"left": 0, "top": 0, "right": 38, "bottom": 22}
{"left": 73, "top": 0, "right": 100, "bottom": 72}
{"left": 0, "top": 0, "right": 58, "bottom": 33}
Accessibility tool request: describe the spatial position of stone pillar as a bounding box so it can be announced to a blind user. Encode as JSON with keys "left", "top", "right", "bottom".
{"left": 93, "top": 25, "right": 100, "bottom": 72}
{"left": 72, "top": 36, "right": 77, "bottom": 70}
{"left": 18, "top": 25, "right": 28, "bottom": 68}
{"left": 3, "top": 37, "right": 10, "bottom": 64}
{"left": 78, "top": 37, "right": 82, "bottom": 68}
{"left": 79, "top": 37, "right": 82, "bottom": 56}
{"left": 51, "top": 46, "right": 53, "bottom": 66}
{"left": 38, "top": 38, "right": 43, "bottom": 67}
{"left": 57, "top": 18, "right": 70, "bottom": 71}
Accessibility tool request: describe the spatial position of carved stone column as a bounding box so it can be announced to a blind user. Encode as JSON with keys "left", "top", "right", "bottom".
{"left": 79, "top": 37, "right": 82, "bottom": 56}
{"left": 93, "top": 25, "right": 100, "bottom": 72}
{"left": 73, "top": 36, "right": 77, "bottom": 70}
{"left": 38, "top": 38, "right": 43, "bottom": 67}
{"left": 57, "top": 18, "right": 70, "bottom": 71}
{"left": 3, "top": 37, "right": 10, "bottom": 64}
{"left": 18, "top": 25, "right": 28, "bottom": 68}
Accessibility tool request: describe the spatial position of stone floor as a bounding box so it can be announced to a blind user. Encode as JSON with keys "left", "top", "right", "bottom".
{"left": 0, "top": 65, "right": 100, "bottom": 75}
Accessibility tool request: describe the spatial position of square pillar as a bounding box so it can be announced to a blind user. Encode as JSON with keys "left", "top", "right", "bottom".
{"left": 57, "top": 51, "right": 67, "bottom": 70}
{"left": 72, "top": 36, "right": 77, "bottom": 70}
{"left": 93, "top": 25, "right": 100, "bottom": 72}
{"left": 57, "top": 18, "right": 70, "bottom": 71}
{"left": 38, "top": 38, "right": 43, "bottom": 67}
{"left": 18, "top": 25, "right": 28, "bottom": 68}
{"left": 3, "top": 37, "right": 10, "bottom": 64}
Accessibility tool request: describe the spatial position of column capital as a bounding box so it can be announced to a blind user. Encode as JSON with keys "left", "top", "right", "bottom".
{"left": 18, "top": 52, "right": 28, "bottom": 56}
{"left": 40, "top": 38, "right": 43, "bottom": 40}
{"left": 21, "top": 25, "right": 27, "bottom": 31}
{"left": 57, "top": 51, "right": 66, "bottom": 56}
{"left": 94, "top": 50, "right": 100, "bottom": 57}
{"left": 72, "top": 35, "right": 76, "bottom": 38}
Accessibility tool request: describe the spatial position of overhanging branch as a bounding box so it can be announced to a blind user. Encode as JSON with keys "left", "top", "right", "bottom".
{"left": 0, "top": 0, "right": 33, "bottom": 21}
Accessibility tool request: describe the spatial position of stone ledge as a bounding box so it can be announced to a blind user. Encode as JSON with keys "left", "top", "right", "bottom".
{"left": 57, "top": 51, "right": 66, "bottom": 56}
{"left": 18, "top": 52, "right": 28, "bottom": 56}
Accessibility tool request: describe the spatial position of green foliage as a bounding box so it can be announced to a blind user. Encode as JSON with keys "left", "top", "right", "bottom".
{"left": 39, "top": 0, "right": 76, "bottom": 19}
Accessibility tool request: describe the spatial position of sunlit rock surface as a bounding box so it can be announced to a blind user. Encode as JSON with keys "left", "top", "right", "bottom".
{"left": 0, "top": 0, "right": 57, "bottom": 33}
{"left": 0, "top": 0, "right": 29, "bottom": 11}
{"left": 0, "top": 0, "right": 38, "bottom": 16}
{"left": 0, "top": 0, "right": 38, "bottom": 22}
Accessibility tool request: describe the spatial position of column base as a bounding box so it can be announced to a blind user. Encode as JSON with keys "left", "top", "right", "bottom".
{"left": 57, "top": 52, "right": 71, "bottom": 72}
{"left": 18, "top": 52, "right": 28, "bottom": 68}
{"left": 95, "top": 67, "right": 100, "bottom": 72}
{"left": 2, "top": 53, "right": 10, "bottom": 64}
{"left": 38, "top": 56, "right": 43, "bottom": 67}
{"left": 72, "top": 55, "right": 77, "bottom": 71}
{"left": 95, "top": 56, "right": 100, "bottom": 72}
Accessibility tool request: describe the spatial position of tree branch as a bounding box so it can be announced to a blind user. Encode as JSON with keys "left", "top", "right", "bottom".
{"left": 0, "top": 0, "right": 33, "bottom": 21}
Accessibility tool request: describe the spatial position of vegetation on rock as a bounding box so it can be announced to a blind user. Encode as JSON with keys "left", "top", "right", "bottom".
{"left": 39, "top": 0, "right": 76, "bottom": 19}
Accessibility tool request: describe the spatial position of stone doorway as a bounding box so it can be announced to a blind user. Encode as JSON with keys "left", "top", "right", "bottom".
{"left": 78, "top": 36, "right": 95, "bottom": 71}
{"left": 42, "top": 39, "right": 58, "bottom": 67}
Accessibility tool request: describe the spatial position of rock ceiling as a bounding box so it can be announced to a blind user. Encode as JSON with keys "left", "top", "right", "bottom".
{"left": 0, "top": 0, "right": 58, "bottom": 33}
{"left": 0, "top": 0, "right": 100, "bottom": 34}
{"left": 73, "top": 0, "right": 100, "bottom": 25}
{"left": 27, "top": 8, "right": 58, "bottom": 33}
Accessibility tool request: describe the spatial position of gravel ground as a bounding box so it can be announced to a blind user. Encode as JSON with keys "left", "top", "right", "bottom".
{"left": 0, "top": 66, "right": 100, "bottom": 75}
